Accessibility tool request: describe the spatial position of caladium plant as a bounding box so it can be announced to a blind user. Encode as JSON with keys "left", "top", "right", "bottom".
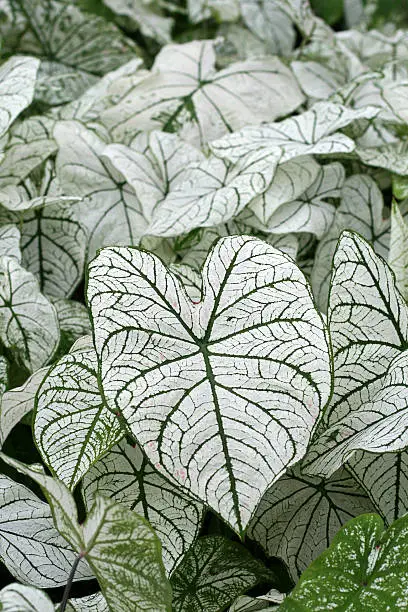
{"left": 3, "top": 0, "right": 408, "bottom": 609}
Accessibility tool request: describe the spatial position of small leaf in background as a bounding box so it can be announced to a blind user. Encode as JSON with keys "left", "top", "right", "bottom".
{"left": 279, "top": 513, "right": 408, "bottom": 611}
{"left": 0, "top": 583, "right": 54, "bottom": 612}
{"left": 170, "top": 536, "right": 274, "bottom": 612}
{"left": 389, "top": 200, "right": 408, "bottom": 300}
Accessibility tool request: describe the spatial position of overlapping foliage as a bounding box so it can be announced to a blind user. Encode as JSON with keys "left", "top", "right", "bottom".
{"left": 2, "top": 0, "right": 408, "bottom": 609}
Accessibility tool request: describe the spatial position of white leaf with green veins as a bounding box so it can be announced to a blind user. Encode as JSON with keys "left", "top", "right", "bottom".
{"left": 0, "top": 583, "right": 54, "bottom": 612}
{"left": 188, "top": 0, "right": 240, "bottom": 22}
{"left": 55, "top": 120, "right": 145, "bottom": 260}
{"left": 0, "top": 366, "right": 49, "bottom": 446}
{"left": 279, "top": 513, "right": 408, "bottom": 611}
{"left": 100, "top": 39, "right": 304, "bottom": 146}
{"left": 53, "top": 299, "right": 92, "bottom": 349}
{"left": 210, "top": 103, "right": 379, "bottom": 163}
{"left": 347, "top": 449, "right": 408, "bottom": 527}
{"left": 103, "top": 0, "right": 173, "bottom": 44}
{"left": 147, "top": 150, "right": 282, "bottom": 237}
{"left": 249, "top": 156, "right": 320, "bottom": 227}
{"left": 311, "top": 174, "right": 390, "bottom": 312}
{"left": 306, "top": 232, "right": 408, "bottom": 478}
{"left": 87, "top": 235, "right": 331, "bottom": 535}
{"left": 0, "top": 56, "right": 39, "bottom": 138}
{"left": 0, "top": 455, "right": 172, "bottom": 612}
{"left": 229, "top": 589, "right": 285, "bottom": 611}
{"left": 0, "top": 116, "right": 56, "bottom": 187}
{"left": 83, "top": 438, "right": 203, "bottom": 575}
{"left": 355, "top": 142, "right": 408, "bottom": 176}
{"left": 65, "top": 592, "right": 108, "bottom": 612}
{"left": 2, "top": 0, "right": 140, "bottom": 106}
{"left": 0, "top": 201, "right": 88, "bottom": 299}
{"left": 170, "top": 536, "right": 273, "bottom": 612}
{"left": 248, "top": 464, "right": 375, "bottom": 581}
{"left": 169, "top": 264, "right": 202, "bottom": 303}
{"left": 0, "top": 183, "right": 81, "bottom": 212}
{"left": 102, "top": 132, "right": 204, "bottom": 220}
{"left": 0, "top": 256, "right": 59, "bottom": 372}
{"left": 0, "top": 225, "right": 21, "bottom": 262}
{"left": 34, "top": 347, "right": 123, "bottom": 490}
{"left": 389, "top": 201, "right": 408, "bottom": 301}
{"left": 0, "top": 356, "right": 7, "bottom": 398}
{"left": 0, "top": 474, "right": 92, "bottom": 587}
{"left": 264, "top": 163, "right": 345, "bottom": 238}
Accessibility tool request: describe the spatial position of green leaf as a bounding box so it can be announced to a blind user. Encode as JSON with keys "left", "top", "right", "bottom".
{"left": 279, "top": 513, "right": 408, "bottom": 611}
{"left": 34, "top": 346, "right": 123, "bottom": 489}
{"left": 170, "top": 536, "right": 273, "bottom": 612}
{"left": 87, "top": 235, "right": 331, "bottom": 535}
{"left": 82, "top": 438, "right": 203, "bottom": 575}
{"left": 0, "top": 454, "right": 172, "bottom": 612}
{"left": 311, "top": 0, "right": 343, "bottom": 24}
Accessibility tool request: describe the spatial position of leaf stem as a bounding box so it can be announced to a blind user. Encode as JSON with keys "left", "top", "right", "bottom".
{"left": 59, "top": 552, "right": 85, "bottom": 612}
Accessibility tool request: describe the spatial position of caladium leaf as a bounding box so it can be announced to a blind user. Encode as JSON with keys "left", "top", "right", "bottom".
{"left": 169, "top": 264, "right": 202, "bottom": 302}
{"left": 103, "top": 0, "right": 173, "bottom": 44}
{"left": 311, "top": 174, "right": 390, "bottom": 312}
{"left": 210, "top": 102, "right": 379, "bottom": 163}
{"left": 100, "top": 39, "right": 304, "bottom": 145}
{"left": 0, "top": 256, "right": 59, "bottom": 372}
{"left": 0, "top": 56, "right": 39, "bottom": 139}
{"left": 65, "top": 592, "right": 108, "bottom": 612}
{"left": 0, "top": 366, "right": 49, "bottom": 445}
{"left": 53, "top": 299, "right": 92, "bottom": 350}
{"left": 0, "top": 474, "right": 92, "bottom": 587}
{"left": 306, "top": 232, "right": 408, "bottom": 477}
{"left": 101, "top": 132, "right": 204, "bottom": 220}
{"left": 0, "top": 583, "right": 54, "bottom": 612}
{"left": 279, "top": 513, "right": 408, "bottom": 611}
{"left": 262, "top": 162, "right": 345, "bottom": 238}
{"left": 0, "top": 198, "right": 88, "bottom": 299}
{"left": 0, "top": 356, "right": 7, "bottom": 398}
{"left": 229, "top": 589, "right": 285, "bottom": 611}
{"left": 82, "top": 438, "right": 203, "bottom": 575}
{"left": 248, "top": 464, "right": 375, "bottom": 581}
{"left": 1, "top": 0, "right": 140, "bottom": 106}
{"left": 389, "top": 201, "right": 408, "bottom": 300}
{"left": 147, "top": 150, "right": 282, "bottom": 237}
{"left": 87, "top": 235, "right": 331, "bottom": 535}
{"left": 249, "top": 156, "right": 321, "bottom": 227}
{"left": 0, "top": 116, "right": 57, "bottom": 187}
{"left": 170, "top": 536, "right": 273, "bottom": 612}
{"left": 0, "top": 454, "right": 172, "bottom": 612}
{"left": 355, "top": 143, "right": 408, "bottom": 176}
{"left": 188, "top": 0, "right": 240, "bottom": 23}
{"left": 239, "top": 0, "right": 296, "bottom": 56}
{"left": 54, "top": 120, "right": 145, "bottom": 259}
{"left": 34, "top": 346, "right": 123, "bottom": 489}
{"left": 0, "top": 225, "right": 21, "bottom": 262}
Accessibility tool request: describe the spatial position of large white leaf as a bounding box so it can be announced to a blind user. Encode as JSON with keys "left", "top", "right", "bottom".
{"left": 0, "top": 56, "right": 39, "bottom": 138}
{"left": 389, "top": 201, "right": 408, "bottom": 301}
{"left": 210, "top": 103, "right": 379, "bottom": 163}
{"left": 170, "top": 536, "right": 273, "bottom": 612}
{"left": 0, "top": 583, "right": 54, "bottom": 612}
{"left": 347, "top": 450, "right": 408, "bottom": 525}
{"left": 0, "top": 475, "right": 92, "bottom": 587}
{"left": 0, "top": 455, "right": 172, "bottom": 612}
{"left": 147, "top": 150, "right": 282, "bottom": 237}
{"left": 0, "top": 366, "right": 49, "bottom": 446}
{"left": 262, "top": 163, "right": 345, "bottom": 238}
{"left": 87, "top": 235, "right": 331, "bottom": 534}
{"left": 0, "top": 256, "right": 59, "bottom": 372}
{"left": 82, "top": 438, "right": 203, "bottom": 575}
{"left": 100, "top": 40, "right": 304, "bottom": 145}
{"left": 311, "top": 174, "right": 390, "bottom": 312}
{"left": 34, "top": 347, "right": 123, "bottom": 489}
{"left": 248, "top": 464, "right": 375, "bottom": 581}
{"left": 305, "top": 232, "right": 408, "bottom": 477}
{"left": 54, "top": 121, "right": 145, "bottom": 259}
